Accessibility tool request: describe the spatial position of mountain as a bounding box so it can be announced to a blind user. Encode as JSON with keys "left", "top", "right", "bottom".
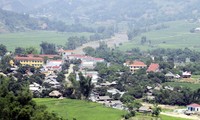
{"left": 27, "top": 0, "right": 200, "bottom": 24}
{"left": 0, "top": 0, "right": 55, "bottom": 13}
{"left": 1, "top": 0, "right": 200, "bottom": 31}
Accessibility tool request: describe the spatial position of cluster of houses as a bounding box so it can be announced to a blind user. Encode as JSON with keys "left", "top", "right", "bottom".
{"left": 89, "top": 81, "right": 125, "bottom": 110}
{"left": 124, "top": 60, "right": 192, "bottom": 79}
{"left": 3, "top": 48, "right": 198, "bottom": 113}
{"left": 10, "top": 49, "right": 106, "bottom": 98}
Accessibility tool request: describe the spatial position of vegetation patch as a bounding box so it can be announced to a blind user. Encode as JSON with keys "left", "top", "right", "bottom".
{"left": 163, "top": 82, "right": 200, "bottom": 91}
{"left": 34, "top": 98, "right": 127, "bottom": 120}
{"left": 0, "top": 31, "right": 92, "bottom": 51}
{"left": 119, "top": 20, "right": 200, "bottom": 51}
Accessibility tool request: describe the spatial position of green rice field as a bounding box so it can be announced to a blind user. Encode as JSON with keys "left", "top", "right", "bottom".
{"left": 119, "top": 20, "right": 200, "bottom": 51}
{"left": 0, "top": 31, "right": 92, "bottom": 51}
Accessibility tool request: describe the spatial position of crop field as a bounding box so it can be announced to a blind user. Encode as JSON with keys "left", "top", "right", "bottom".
{"left": 0, "top": 31, "right": 92, "bottom": 51}
{"left": 34, "top": 98, "right": 190, "bottom": 120}
{"left": 163, "top": 82, "right": 200, "bottom": 91}
{"left": 119, "top": 20, "right": 200, "bottom": 51}
{"left": 131, "top": 114, "right": 189, "bottom": 120}
{"left": 34, "top": 98, "right": 126, "bottom": 120}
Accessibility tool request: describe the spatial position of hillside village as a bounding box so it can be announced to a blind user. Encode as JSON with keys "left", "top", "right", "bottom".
{"left": 1, "top": 44, "right": 200, "bottom": 120}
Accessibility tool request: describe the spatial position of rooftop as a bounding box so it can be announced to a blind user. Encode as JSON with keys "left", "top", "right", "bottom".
{"left": 130, "top": 61, "right": 147, "bottom": 66}
{"left": 15, "top": 56, "right": 43, "bottom": 61}
{"left": 147, "top": 63, "right": 159, "bottom": 72}
{"left": 187, "top": 103, "right": 200, "bottom": 107}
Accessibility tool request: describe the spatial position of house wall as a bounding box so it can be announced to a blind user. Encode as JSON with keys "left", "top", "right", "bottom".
{"left": 129, "top": 65, "right": 146, "bottom": 73}
{"left": 18, "top": 60, "right": 44, "bottom": 68}
{"left": 187, "top": 107, "right": 200, "bottom": 112}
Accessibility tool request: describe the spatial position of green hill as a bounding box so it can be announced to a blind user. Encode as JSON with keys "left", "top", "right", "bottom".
{"left": 119, "top": 20, "right": 200, "bottom": 51}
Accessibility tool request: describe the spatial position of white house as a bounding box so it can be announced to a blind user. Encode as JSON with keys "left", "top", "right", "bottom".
{"left": 187, "top": 103, "right": 200, "bottom": 112}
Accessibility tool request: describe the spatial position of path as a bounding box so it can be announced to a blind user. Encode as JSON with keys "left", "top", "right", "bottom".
{"left": 65, "top": 64, "right": 75, "bottom": 87}
{"left": 73, "top": 33, "right": 128, "bottom": 54}
{"left": 161, "top": 112, "right": 200, "bottom": 120}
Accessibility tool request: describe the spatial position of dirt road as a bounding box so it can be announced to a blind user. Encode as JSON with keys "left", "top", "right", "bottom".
{"left": 161, "top": 112, "right": 200, "bottom": 120}
{"left": 73, "top": 33, "right": 128, "bottom": 54}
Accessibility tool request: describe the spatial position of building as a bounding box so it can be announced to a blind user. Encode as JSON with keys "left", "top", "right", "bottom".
{"left": 44, "top": 60, "right": 63, "bottom": 71}
{"left": 38, "top": 54, "right": 60, "bottom": 59}
{"left": 58, "top": 49, "right": 74, "bottom": 56}
{"left": 187, "top": 103, "right": 200, "bottom": 112}
{"left": 182, "top": 71, "right": 192, "bottom": 78}
{"left": 147, "top": 63, "right": 159, "bottom": 72}
{"left": 14, "top": 55, "right": 44, "bottom": 68}
{"left": 124, "top": 60, "right": 147, "bottom": 73}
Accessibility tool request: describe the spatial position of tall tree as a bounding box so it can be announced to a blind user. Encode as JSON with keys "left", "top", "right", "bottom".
{"left": 15, "top": 47, "right": 25, "bottom": 55}
{"left": 0, "top": 44, "right": 7, "bottom": 56}
{"left": 78, "top": 72, "right": 94, "bottom": 99}
{"left": 40, "top": 42, "right": 57, "bottom": 54}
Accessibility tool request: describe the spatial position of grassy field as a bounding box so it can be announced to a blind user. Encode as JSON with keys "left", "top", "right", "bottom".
{"left": 0, "top": 31, "right": 92, "bottom": 51}
{"left": 119, "top": 20, "right": 200, "bottom": 51}
{"left": 35, "top": 98, "right": 191, "bottom": 120}
{"left": 34, "top": 98, "right": 127, "bottom": 120}
{"left": 131, "top": 114, "right": 189, "bottom": 120}
{"left": 163, "top": 82, "right": 200, "bottom": 91}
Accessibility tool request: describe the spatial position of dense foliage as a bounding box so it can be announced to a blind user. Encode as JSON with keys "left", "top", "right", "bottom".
{"left": 0, "top": 76, "right": 63, "bottom": 120}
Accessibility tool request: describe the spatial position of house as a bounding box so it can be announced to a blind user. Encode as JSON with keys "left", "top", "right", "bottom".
{"left": 165, "top": 72, "right": 175, "bottom": 79}
{"left": 80, "top": 61, "right": 95, "bottom": 69}
{"left": 14, "top": 54, "right": 44, "bottom": 68}
{"left": 124, "top": 60, "right": 147, "bottom": 73}
{"left": 138, "top": 106, "right": 152, "bottom": 113}
{"left": 49, "top": 90, "right": 62, "bottom": 98}
{"left": 44, "top": 60, "right": 63, "bottom": 71}
{"left": 38, "top": 54, "right": 60, "bottom": 59}
{"left": 97, "top": 96, "right": 112, "bottom": 101}
{"left": 146, "top": 63, "right": 159, "bottom": 72}
{"left": 58, "top": 49, "right": 74, "bottom": 56}
{"left": 82, "top": 71, "right": 99, "bottom": 83}
{"left": 187, "top": 103, "right": 200, "bottom": 112}
{"left": 195, "top": 27, "right": 200, "bottom": 32}
{"left": 110, "top": 100, "right": 124, "bottom": 110}
{"left": 182, "top": 71, "right": 191, "bottom": 78}
{"left": 100, "top": 81, "right": 117, "bottom": 87}
{"left": 29, "top": 82, "right": 41, "bottom": 92}
{"left": 107, "top": 88, "right": 125, "bottom": 96}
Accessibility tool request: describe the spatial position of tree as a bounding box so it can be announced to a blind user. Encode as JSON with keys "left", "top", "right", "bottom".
{"left": 78, "top": 72, "right": 94, "bottom": 99}
{"left": 25, "top": 47, "right": 38, "bottom": 54}
{"left": 152, "top": 104, "right": 161, "bottom": 117}
{"left": 40, "top": 42, "right": 57, "bottom": 54}
{"left": 56, "top": 72, "right": 66, "bottom": 82}
{"left": 0, "top": 44, "right": 7, "bottom": 56}
{"left": 0, "top": 76, "right": 64, "bottom": 120}
{"left": 83, "top": 47, "right": 95, "bottom": 55}
{"left": 140, "top": 36, "right": 147, "bottom": 45}
{"left": 14, "top": 47, "right": 25, "bottom": 55}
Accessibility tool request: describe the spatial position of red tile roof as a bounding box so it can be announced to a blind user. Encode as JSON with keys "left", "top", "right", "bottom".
{"left": 147, "top": 63, "right": 159, "bottom": 72}
{"left": 187, "top": 103, "right": 200, "bottom": 107}
{"left": 130, "top": 61, "right": 147, "bottom": 67}
{"left": 48, "top": 60, "right": 63, "bottom": 62}
{"left": 15, "top": 56, "right": 43, "bottom": 61}
{"left": 38, "top": 54, "right": 60, "bottom": 59}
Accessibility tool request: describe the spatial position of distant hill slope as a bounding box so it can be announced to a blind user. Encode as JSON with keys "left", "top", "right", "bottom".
{"left": 29, "top": 0, "right": 200, "bottom": 23}
{"left": 0, "top": 0, "right": 55, "bottom": 12}
{"left": 0, "top": 9, "right": 40, "bottom": 32}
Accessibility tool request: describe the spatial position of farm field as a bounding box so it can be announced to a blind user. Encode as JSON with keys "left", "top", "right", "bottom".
{"left": 0, "top": 31, "right": 92, "bottom": 51}
{"left": 131, "top": 114, "right": 190, "bottom": 120}
{"left": 34, "top": 98, "right": 191, "bottom": 120}
{"left": 34, "top": 98, "right": 127, "bottom": 120}
{"left": 163, "top": 82, "right": 200, "bottom": 91}
{"left": 119, "top": 20, "right": 200, "bottom": 51}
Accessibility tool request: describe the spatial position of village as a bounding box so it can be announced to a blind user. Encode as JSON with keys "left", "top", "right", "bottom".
{"left": 1, "top": 46, "right": 200, "bottom": 120}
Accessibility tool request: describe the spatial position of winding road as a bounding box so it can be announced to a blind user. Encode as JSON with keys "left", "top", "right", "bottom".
{"left": 73, "top": 33, "right": 128, "bottom": 54}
